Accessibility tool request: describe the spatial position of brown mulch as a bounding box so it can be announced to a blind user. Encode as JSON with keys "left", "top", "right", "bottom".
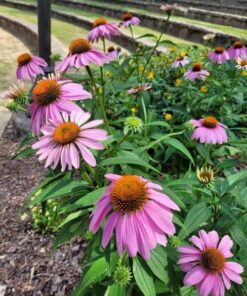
{"left": 0, "top": 122, "right": 84, "bottom": 296}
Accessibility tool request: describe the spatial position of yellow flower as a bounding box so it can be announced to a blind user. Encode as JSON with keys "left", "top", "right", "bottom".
{"left": 138, "top": 65, "right": 144, "bottom": 72}
{"left": 164, "top": 113, "right": 173, "bottom": 121}
{"left": 31, "top": 206, "right": 38, "bottom": 213}
{"left": 131, "top": 107, "right": 137, "bottom": 113}
{"left": 197, "top": 167, "right": 214, "bottom": 184}
{"left": 148, "top": 70, "right": 155, "bottom": 79}
{"left": 241, "top": 70, "right": 247, "bottom": 76}
{"left": 200, "top": 85, "right": 208, "bottom": 93}
{"left": 179, "top": 51, "right": 187, "bottom": 58}
{"left": 175, "top": 78, "right": 182, "bottom": 86}
{"left": 169, "top": 47, "right": 177, "bottom": 53}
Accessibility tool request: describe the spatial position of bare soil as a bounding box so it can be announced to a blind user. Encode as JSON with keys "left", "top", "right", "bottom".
{"left": 0, "top": 122, "right": 84, "bottom": 296}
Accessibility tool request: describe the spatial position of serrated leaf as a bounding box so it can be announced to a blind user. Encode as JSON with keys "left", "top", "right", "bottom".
{"left": 133, "top": 257, "right": 156, "bottom": 296}
{"left": 146, "top": 245, "right": 168, "bottom": 284}
{"left": 163, "top": 138, "right": 194, "bottom": 164}
{"left": 178, "top": 203, "right": 211, "bottom": 240}
{"left": 72, "top": 257, "right": 109, "bottom": 295}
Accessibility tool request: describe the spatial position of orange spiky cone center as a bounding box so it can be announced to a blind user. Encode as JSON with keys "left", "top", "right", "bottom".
{"left": 69, "top": 39, "right": 91, "bottom": 55}
{"left": 53, "top": 122, "right": 80, "bottom": 144}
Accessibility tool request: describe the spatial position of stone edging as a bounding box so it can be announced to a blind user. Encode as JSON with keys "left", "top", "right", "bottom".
{"left": 0, "top": 12, "right": 66, "bottom": 137}
{"left": 101, "top": 0, "right": 247, "bottom": 29}
{"left": 50, "top": 0, "right": 240, "bottom": 46}
{"left": 0, "top": 0, "right": 169, "bottom": 53}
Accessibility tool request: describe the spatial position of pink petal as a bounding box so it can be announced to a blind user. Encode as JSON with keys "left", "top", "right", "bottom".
{"left": 102, "top": 211, "right": 120, "bottom": 248}
{"left": 184, "top": 266, "right": 206, "bottom": 285}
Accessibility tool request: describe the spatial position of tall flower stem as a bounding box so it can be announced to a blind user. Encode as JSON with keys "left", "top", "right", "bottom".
{"left": 102, "top": 37, "right": 106, "bottom": 52}
{"left": 129, "top": 25, "right": 140, "bottom": 82}
{"left": 86, "top": 66, "right": 110, "bottom": 133}
{"left": 141, "top": 14, "right": 171, "bottom": 81}
{"left": 228, "top": 69, "right": 241, "bottom": 100}
{"left": 106, "top": 132, "right": 131, "bottom": 157}
{"left": 141, "top": 96, "right": 148, "bottom": 138}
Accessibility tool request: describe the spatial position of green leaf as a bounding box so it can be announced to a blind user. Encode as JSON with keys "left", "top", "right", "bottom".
{"left": 227, "top": 170, "right": 247, "bottom": 186}
{"left": 19, "top": 132, "right": 35, "bottom": 147}
{"left": 146, "top": 246, "right": 168, "bottom": 284}
{"left": 229, "top": 225, "right": 247, "bottom": 250}
{"left": 178, "top": 203, "right": 211, "bottom": 240}
{"left": 136, "top": 33, "right": 158, "bottom": 41}
{"left": 107, "top": 284, "right": 126, "bottom": 296}
{"left": 72, "top": 257, "right": 109, "bottom": 295}
{"left": 30, "top": 177, "right": 88, "bottom": 205}
{"left": 145, "top": 121, "right": 171, "bottom": 130}
{"left": 58, "top": 209, "right": 88, "bottom": 228}
{"left": 133, "top": 257, "right": 156, "bottom": 296}
{"left": 75, "top": 187, "right": 107, "bottom": 207}
{"left": 180, "top": 286, "right": 199, "bottom": 296}
{"left": 163, "top": 138, "right": 194, "bottom": 164}
{"left": 100, "top": 150, "right": 159, "bottom": 173}
{"left": 12, "top": 146, "right": 35, "bottom": 159}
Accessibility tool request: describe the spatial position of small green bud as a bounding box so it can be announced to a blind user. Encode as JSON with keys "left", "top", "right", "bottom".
{"left": 113, "top": 265, "right": 132, "bottom": 286}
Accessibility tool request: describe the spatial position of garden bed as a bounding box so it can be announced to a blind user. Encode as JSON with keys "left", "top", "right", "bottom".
{"left": 0, "top": 122, "right": 84, "bottom": 296}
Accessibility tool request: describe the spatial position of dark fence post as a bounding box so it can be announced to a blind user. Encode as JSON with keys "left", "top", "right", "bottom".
{"left": 38, "top": 0, "right": 52, "bottom": 71}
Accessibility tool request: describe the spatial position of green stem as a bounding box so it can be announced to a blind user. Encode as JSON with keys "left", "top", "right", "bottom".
{"left": 102, "top": 37, "right": 106, "bottom": 52}
{"left": 141, "top": 14, "right": 171, "bottom": 81}
{"left": 130, "top": 25, "right": 140, "bottom": 82}
{"left": 99, "top": 91, "right": 110, "bottom": 133}
{"left": 106, "top": 132, "right": 130, "bottom": 157}
{"left": 85, "top": 66, "right": 98, "bottom": 91}
{"left": 141, "top": 96, "right": 148, "bottom": 138}
{"left": 228, "top": 69, "right": 241, "bottom": 100}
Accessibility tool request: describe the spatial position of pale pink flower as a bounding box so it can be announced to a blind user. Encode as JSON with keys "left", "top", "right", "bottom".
{"left": 208, "top": 47, "right": 230, "bottom": 64}
{"left": 160, "top": 3, "right": 177, "bottom": 13}
{"left": 89, "top": 174, "right": 180, "bottom": 259}
{"left": 16, "top": 52, "right": 47, "bottom": 81}
{"left": 172, "top": 55, "right": 190, "bottom": 68}
{"left": 236, "top": 55, "right": 247, "bottom": 70}
{"left": 184, "top": 62, "right": 210, "bottom": 81}
{"left": 120, "top": 12, "right": 140, "bottom": 27}
{"left": 29, "top": 73, "right": 92, "bottom": 135}
{"left": 228, "top": 41, "right": 247, "bottom": 59}
{"left": 178, "top": 230, "right": 244, "bottom": 296}
{"left": 32, "top": 110, "right": 108, "bottom": 171}
{"left": 128, "top": 83, "right": 151, "bottom": 94}
{"left": 56, "top": 39, "right": 110, "bottom": 73}
{"left": 190, "top": 116, "right": 227, "bottom": 144}
{"left": 88, "top": 17, "right": 121, "bottom": 43}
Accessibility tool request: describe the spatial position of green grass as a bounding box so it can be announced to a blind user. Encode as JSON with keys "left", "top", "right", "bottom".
{"left": 0, "top": 2, "right": 199, "bottom": 48}
{"left": 0, "top": 5, "right": 119, "bottom": 51}
{"left": 10, "top": 0, "right": 247, "bottom": 39}
{"left": 57, "top": 0, "right": 247, "bottom": 39}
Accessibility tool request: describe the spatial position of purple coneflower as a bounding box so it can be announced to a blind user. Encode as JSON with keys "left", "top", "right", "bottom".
{"left": 16, "top": 53, "right": 47, "bottom": 81}
{"left": 178, "top": 230, "right": 244, "bottom": 296}
{"left": 208, "top": 47, "right": 230, "bottom": 64}
{"left": 120, "top": 12, "right": 140, "bottom": 27}
{"left": 88, "top": 17, "right": 120, "bottom": 43}
{"left": 184, "top": 62, "right": 210, "bottom": 81}
{"left": 32, "top": 110, "right": 108, "bottom": 171}
{"left": 29, "top": 73, "right": 92, "bottom": 135}
{"left": 107, "top": 46, "right": 119, "bottom": 60}
{"left": 172, "top": 54, "right": 190, "bottom": 68}
{"left": 128, "top": 83, "right": 151, "bottom": 94}
{"left": 56, "top": 39, "right": 110, "bottom": 73}
{"left": 228, "top": 41, "right": 247, "bottom": 59}
{"left": 89, "top": 174, "right": 180, "bottom": 259}
{"left": 190, "top": 116, "right": 227, "bottom": 144}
